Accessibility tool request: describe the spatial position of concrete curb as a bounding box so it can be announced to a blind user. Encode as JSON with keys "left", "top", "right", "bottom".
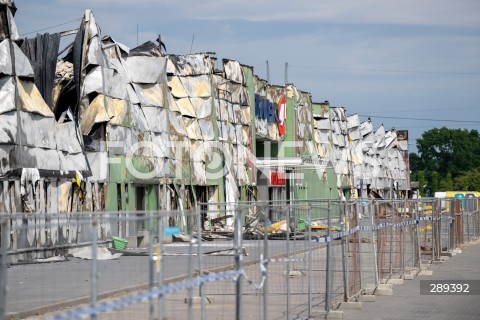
{"left": 339, "top": 302, "right": 362, "bottom": 309}
{"left": 375, "top": 284, "right": 394, "bottom": 296}
{"left": 358, "top": 295, "right": 376, "bottom": 302}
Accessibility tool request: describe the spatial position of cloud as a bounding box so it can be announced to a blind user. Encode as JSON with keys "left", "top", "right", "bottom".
{"left": 12, "top": 0, "right": 480, "bottom": 149}
{"left": 42, "top": 0, "right": 480, "bottom": 28}
{"left": 150, "top": 0, "right": 480, "bottom": 28}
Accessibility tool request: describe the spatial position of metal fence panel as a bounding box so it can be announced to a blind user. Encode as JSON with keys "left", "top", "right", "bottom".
{"left": 1, "top": 197, "right": 479, "bottom": 319}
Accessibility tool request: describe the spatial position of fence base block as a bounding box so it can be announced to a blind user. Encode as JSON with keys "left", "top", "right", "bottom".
{"left": 375, "top": 284, "right": 393, "bottom": 296}
{"left": 432, "top": 260, "right": 444, "bottom": 265}
{"left": 125, "top": 236, "right": 138, "bottom": 248}
{"left": 418, "top": 270, "right": 433, "bottom": 276}
{"left": 326, "top": 310, "right": 344, "bottom": 319}
{"left": 387, "top": 278, "right": 404, "bottom": 285}
{"left": 404, "top": 273, "right": 415, "bottom": 280}
{"left": 319, "top": 310, "right": 343, "bottom": 320}
{"left": 363, "top": 284, "right": 377, "bottom": 294}
{"left": 184, "top": 296, "right": 214, "bottom": 304}
{"left": 339, "top": 302, "right": 363, "bottom": 309}
{"left": 310, "top": 310, "right": 344, "bottom": 319}
{"left": 136, "top": 230, "right": 151, "bottom": 247}
{"left": 358, "top": 295, "right": 376, "bottom": 302}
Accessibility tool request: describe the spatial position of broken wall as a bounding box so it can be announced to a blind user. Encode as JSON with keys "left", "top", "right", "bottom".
{"left": 310, "top": 104, "right": 409, "bottom": 198}
{"left": 0, "top": 2, "right": 87, "bottom": 183}
{"left": 2, "top": 6, "right": 412, "bottom": 227}
{"left": 167, "top": 53, "right": 215, "bottom": 186}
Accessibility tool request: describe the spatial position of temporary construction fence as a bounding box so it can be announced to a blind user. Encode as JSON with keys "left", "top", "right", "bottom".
{"left": 0, "top": 197, "right": 479, "bottom": 319}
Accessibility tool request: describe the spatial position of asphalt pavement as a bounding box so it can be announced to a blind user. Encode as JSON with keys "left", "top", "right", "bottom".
{"left": 5, "top": 238, "right": 480, "bottom": 319}
{"left": 5, "top": 239, "right": 320, "bottom": 318}
{"left": 342, "top": 238, "right": 480, "bottom": 320}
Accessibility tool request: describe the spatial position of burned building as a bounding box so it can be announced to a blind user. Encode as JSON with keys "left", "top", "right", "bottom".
{"left": 0, "top": 5, "right": 409, "bottom": 256}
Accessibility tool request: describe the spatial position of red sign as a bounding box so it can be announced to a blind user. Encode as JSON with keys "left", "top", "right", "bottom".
{"left": 270, "top": 170, "right": 286, "bottom": 186}
{"left": 278, "top": 95, "right": 286, "bottom": 136}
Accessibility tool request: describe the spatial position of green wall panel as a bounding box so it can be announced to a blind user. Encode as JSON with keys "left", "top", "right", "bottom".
{"left": 105, "top": 182, "right": 118, "bottom": 211}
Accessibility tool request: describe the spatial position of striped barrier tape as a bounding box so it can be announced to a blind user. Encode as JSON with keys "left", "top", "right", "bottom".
{"left": 313, "top": 214, "right": 478, "bottom": 243}
{"left": 53, "top": 210, "right": 479, "bottom": 318}
{"left": 52, "top": 270, "right": 241, "bottom": 320}
{"left": 52, "top": 255, "right": 303, "bottom": 318}
{"left": 241, "top": 254, "right": 267, "bottom": 290}
{"left": 241, "top": 255, "right": 307, "bottom": 290}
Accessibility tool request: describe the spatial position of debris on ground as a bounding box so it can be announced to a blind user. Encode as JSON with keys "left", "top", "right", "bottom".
{"left": 34, "top": 256, "right": 68, "bottom": 263}
{"left": 69, "top": 246, "right": 123, "bottom": 260}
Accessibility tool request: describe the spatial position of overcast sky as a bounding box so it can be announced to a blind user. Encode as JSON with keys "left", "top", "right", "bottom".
{"left": 14, "top": 0, "right": 480, "bottom": 153}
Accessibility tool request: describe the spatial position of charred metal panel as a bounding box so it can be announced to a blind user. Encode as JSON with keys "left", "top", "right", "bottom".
{"left": 0, "top": 77, "right": 16, "bottom": 115}
{"left": 20, "top": 33, "right": 61, "bottom": 109}
{"left": 133, "top": 83, "right": 165, "bottom": 107}
{"left": 58, "top": 151, "right": 87, "bottom": 172}
{"left": 103, "top": 69, "right": 128, "bottom": 99}
{"left": 167, "top": 54, "right": 213, "bottom": 76}
{"left": 86, "top": 152, "right": 108, "bottom": 181}
{"left": 108, "top": 125, "right": 131, "bottom": 155}
{"left": 15, "top": 146, "right": 60, "bottom": 171}
{"left": 168, "top": 76, "right": 188, "bottom": 98}
{"left": 129, "top": 41, "right": 163, "bottom": 57}
{"left": 125, "top": 55, "right": 167, "bottom": 84}
{"left": 17, "top": 79, "right": 54, "bottom": 117}
{"left": 0, "top": 40, "right": 33, "bottom": 76}
{"left": 190, "top": 97, "right": 212, "bottom": 118}
{"left": 192, "top": 161, "right": 206, "bottom": 185}
{"left": 179, "top": 75, "right": 211, "bottom": 98}
{"left": 105, "top": 97, "right": 128, "bottom": 125}
{"left": 0, "top": 1, "right": 18, "bottom": 40}
{"left": 224, "top": 60, "right": 244, "bottom": 84}
{"left": 129, "top": 103, "right": 149, "bottom": 131}
{"left": 0, "top": 144, "right": 14, "bottom": 173}
{"left": 184, "top": 118, "right": 202, "bottom": 140}
{"left": 0, "top": 110, "right": 16, "bottom": 144}
{"left": 198, "top": 119, "right": 214, "bottom": 141}
{"left": 143, "top": 106, "right": 168, "bottom": 133}
{"left": 168, "top": 110, "right": 187, "bottom": 136}
{"left": 151, "top": 132, "right": 169, "bottom": 158}
{"left": 19, "top": 111, "right": 56, "bottom": 149}
{"left": 175, "top": 97, "right": 196, "bottom": 117}
{"left": 79, "top": 94, "right": 110, "bottom": 135}
{"left": 81, "top": 66, "right": 103, "bottom": 96}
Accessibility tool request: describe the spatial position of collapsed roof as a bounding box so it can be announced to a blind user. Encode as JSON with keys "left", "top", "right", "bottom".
{"left": 0, "top": 7, "right": 409, "bottom": 195}
{"left": 0, "top": 3, "right": 87, "bottom": 177}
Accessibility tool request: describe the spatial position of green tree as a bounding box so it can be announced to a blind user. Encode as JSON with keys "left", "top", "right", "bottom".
{"left": 411, "top": 128, "right": 480, "bottom": 193}
{"left": 454, "top": 169, "right": 480, "bottom": 191}
{"left": 429, "top": 171, "right": 439, "bottom": 194}
{"left": 416, "top": 127, "right": 480, "bottom": 177}
{"left": 409, "top": 152, "right": 421, "bottom": 180}
{"left": 418, "top": 171, "right": 426, "bottom": 196}
{"left": 439, "top": 172, "right": 453, "bottom": 191}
